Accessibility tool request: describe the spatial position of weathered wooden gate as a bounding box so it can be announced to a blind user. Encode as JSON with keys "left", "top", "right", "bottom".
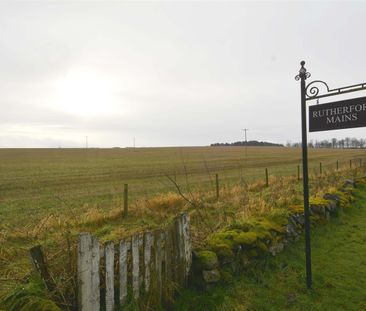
{"left": 77, "top": 212, "right": 191, "bottom": 310}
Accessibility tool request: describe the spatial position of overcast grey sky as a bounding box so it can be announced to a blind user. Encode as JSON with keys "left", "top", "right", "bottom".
{"left": 1, "top": 0, "right": 366, "bottom": 148}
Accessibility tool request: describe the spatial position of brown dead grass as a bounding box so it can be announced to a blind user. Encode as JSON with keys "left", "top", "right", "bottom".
{"left": 1, "top": 163, "right": 365, "bottom": 307}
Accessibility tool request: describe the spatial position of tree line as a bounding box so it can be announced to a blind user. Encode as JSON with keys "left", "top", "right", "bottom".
{"left": 211, "top": 140, "right": 284, "bottom": 147}
{"left": 287, "top": 137, "right": 366, "bottom": 149}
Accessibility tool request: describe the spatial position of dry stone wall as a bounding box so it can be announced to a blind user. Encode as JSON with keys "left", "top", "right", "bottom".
{"left": 190, "top": 177, "right": 364, "bottom": 290}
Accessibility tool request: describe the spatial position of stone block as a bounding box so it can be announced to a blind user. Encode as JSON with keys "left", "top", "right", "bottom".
{"left": 202, "top": 269, "right": 221, "bottom": 283}
{"left": 269, "top": 242, "right": 284, "bottom": 256}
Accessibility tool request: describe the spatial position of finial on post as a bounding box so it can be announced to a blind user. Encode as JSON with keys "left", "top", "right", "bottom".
{"left": 295, "top": 60, "right": 311, "bottom": 81}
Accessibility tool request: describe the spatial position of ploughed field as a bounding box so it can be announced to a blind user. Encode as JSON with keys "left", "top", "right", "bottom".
{"left": 1, "top": 146, "right": 365, "bottom": 231}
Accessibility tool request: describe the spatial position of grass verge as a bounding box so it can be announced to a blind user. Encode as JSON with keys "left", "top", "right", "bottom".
{"left": 174, "top": 184, "right": 366, "bottom": 311}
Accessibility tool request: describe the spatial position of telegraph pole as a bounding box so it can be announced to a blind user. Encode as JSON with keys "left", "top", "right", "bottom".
{"left": 242, "top": 128, "right": 249, "bottom": 158}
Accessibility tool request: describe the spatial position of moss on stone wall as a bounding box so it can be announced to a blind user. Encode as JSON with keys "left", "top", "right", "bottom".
{"left": 195, "top": 251, "right": 218, "bottom": 270}
{"left": 190, "top": 177, "right": 363, "bottom": 290}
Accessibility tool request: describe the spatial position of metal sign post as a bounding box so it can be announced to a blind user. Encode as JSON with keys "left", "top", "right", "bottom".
{"left": 295, "top": 61, "right": 366, "bottom": 289}
{"left": 296, "top": 61, "right": 312, "bottom": 288}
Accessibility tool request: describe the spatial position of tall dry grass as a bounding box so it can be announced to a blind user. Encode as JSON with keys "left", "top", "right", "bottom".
{"left": 1, "top": 164, "right": 364, "bottom": 309}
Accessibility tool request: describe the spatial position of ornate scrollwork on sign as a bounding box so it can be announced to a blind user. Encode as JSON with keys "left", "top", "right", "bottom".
{"left": 305, "top": 81, "right": 366, "bottom": 101}
{"left": 295, "top": 60, "right": 366, "bottom": 101}
{"left": 305, "top": 80, "right": 330, "bottom": 99}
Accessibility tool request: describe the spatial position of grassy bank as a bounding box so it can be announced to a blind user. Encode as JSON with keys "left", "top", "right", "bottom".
{"left": 175, "top": 183, "right": 366, "bottom": 311}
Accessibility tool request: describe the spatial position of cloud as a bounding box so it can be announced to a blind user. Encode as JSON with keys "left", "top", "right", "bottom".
{"left": 1, "top": 1, "right": 366, "bottom": 147}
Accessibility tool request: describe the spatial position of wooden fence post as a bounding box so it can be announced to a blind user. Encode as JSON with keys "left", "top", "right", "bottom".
{"left": 164, "top": 227, "right": 173, "bottom": 303}
{"left": 78, "top": 234, "right": 90, "bottom": 311}
{"left": 215, "top": 173, "right": 219, "bottom": 200}
{"left": 105, "top": 242, "right": 115, "bottom": 311}
{"left": 350, "top": 159, "right": 352, "bottom": 169}
{"left": 123, "top": 184, "right": 128, "bottom": 218}
{"left": 181, "top": 213, "right": 192, "bottom": 281}
{"left": 154, "top": 230, "right": 164, "bottom": 303}
{"left": 336, "top": 160, "right": 339, "bottom": 171}
{"left": 144, "top": 232, "right": 153, "bottom": 292}
{"left": 78, "top": 233, "right": 100, "bottom": 311}
{"left": 319, "top": 162, "right": 322, "bottom": 175}
{"left": 132, "top": 234, "right": 140, "bottom": 299}
{"left": 29, "top": 245, "right": 56, "bottom": 293}
{"left": 91, "top": 236, "right": 100, "bottom": 311}
{"left": 119, "top": 239, "right": 128, "bottom": 306}
{"left": 265, "top": 168, "right": 269, "bottom": 187}
{"left": 171, "top": 222, "right": 179, "bottom": 285}
{"left": 297, "top": 165, "right": 300, "bottom": 181}
{"left": 175, "top": 216, "right": 185, "bottom": 287}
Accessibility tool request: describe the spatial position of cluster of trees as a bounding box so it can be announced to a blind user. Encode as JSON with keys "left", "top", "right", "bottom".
{"left": 211, "top": 140, "right": 284, "bottom": 147}
{"left": 211, "top": 138, "right": 366, "bottom": 149}
{"left": 287, "top": 137, "right": 366, "bottom": 149}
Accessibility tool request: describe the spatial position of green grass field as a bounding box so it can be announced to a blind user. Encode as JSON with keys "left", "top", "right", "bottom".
{"left": 0, "top": 146, "right": 365, "bottom": 306}
{"left": 1, "top": 146, "right": 365, "bottom": 230}
{"left": 175, "top": 183, "right": 366, "bottom": 311}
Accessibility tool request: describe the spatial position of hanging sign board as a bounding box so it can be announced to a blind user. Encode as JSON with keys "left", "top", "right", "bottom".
{"left": 309, "top": 96, "right": 366, "bottom": 132}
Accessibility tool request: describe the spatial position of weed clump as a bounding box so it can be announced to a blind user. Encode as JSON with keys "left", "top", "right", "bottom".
{"left": 0, "top": 275, "right": 61, "bottom": 311}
